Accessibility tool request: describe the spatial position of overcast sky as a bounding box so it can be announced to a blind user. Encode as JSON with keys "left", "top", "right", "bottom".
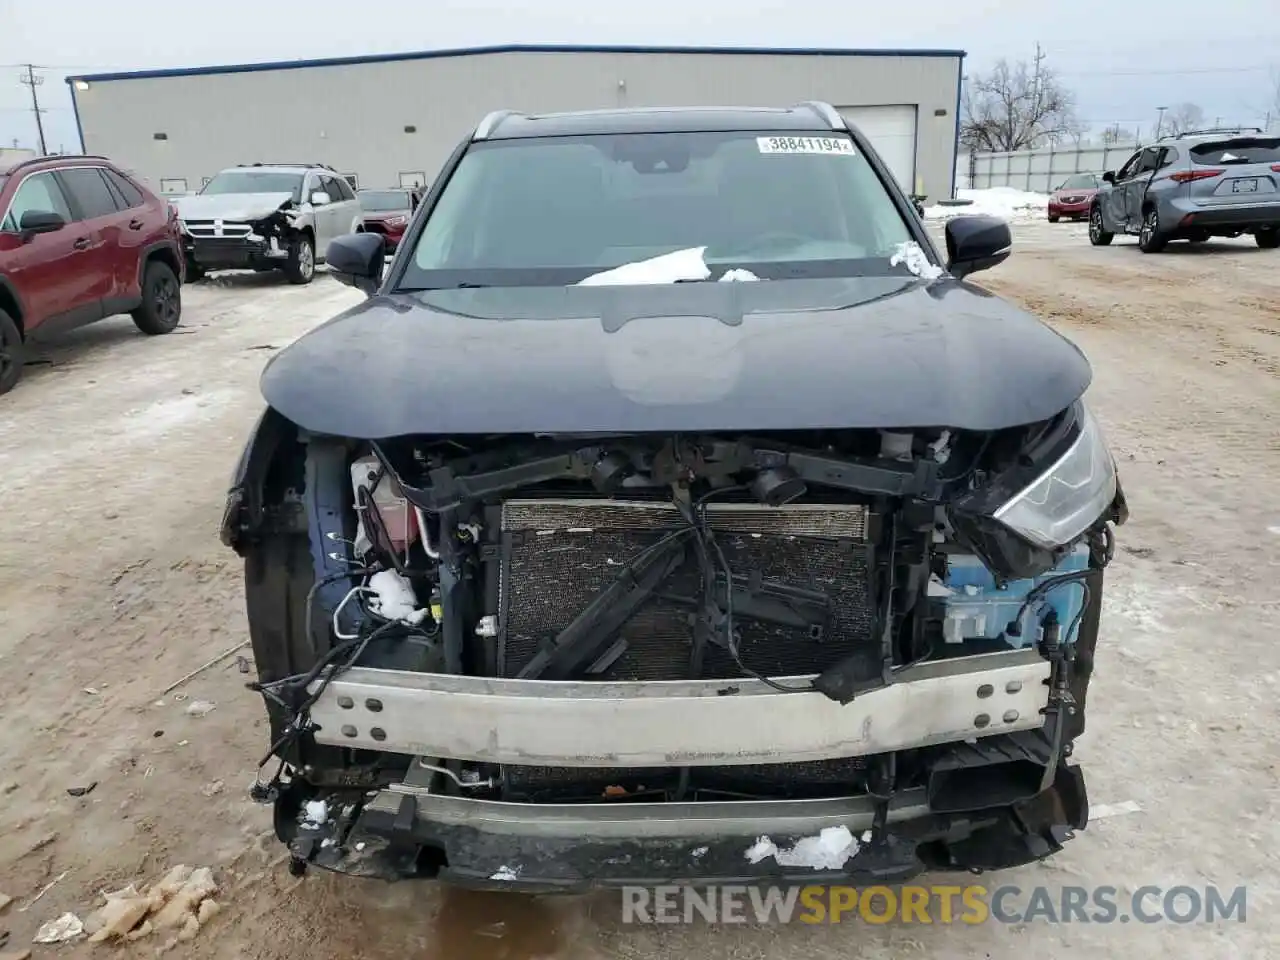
{"left": 2, "top": 0, "right": 1278, "bottom": 153}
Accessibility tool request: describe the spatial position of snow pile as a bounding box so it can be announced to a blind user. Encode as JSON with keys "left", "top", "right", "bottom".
{"left": 924, "top": 187, "right": 1049, "bottom": 222}
{"left": 578, "top": 247, "right": 710, "bottom": 285}
{"left": 79, "top": 865, "right": 221, "bottom": 947}
{"left": 890, "top": 241, "right": 945, "bottom": 281}
{"left": 745, "top": 825, "right": 860, "bottom": 870}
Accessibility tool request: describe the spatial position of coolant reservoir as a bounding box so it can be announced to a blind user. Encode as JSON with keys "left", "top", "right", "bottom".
{"left": 350, "top": 456, "right": 419, "bottom": 555}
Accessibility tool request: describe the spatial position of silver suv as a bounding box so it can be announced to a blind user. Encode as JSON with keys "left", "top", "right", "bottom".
{"left": 173, "top": 163, "right": 363, "bottom": 283}
{"left": 1088, "top": 128, "right": 1280, "bottom": 252}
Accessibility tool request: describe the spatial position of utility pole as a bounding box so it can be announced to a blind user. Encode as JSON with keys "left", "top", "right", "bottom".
{"left": 1031, "top": 42, "right": 1046, "bottom": 144}
{"left": 18, "top": 64, "right": 48, "bottom": 155}
{"left": 1155, "top": 106, "right": 1167, "bottom": 139}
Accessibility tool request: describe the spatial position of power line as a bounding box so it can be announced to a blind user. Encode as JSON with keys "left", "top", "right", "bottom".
{"left": 17, "top": 64, "right": 47, "bottom": 155}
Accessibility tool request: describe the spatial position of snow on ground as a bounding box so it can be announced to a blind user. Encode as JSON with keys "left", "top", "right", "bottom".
{"left": 924, "top": 187, "right": 1049, "bottom": 222}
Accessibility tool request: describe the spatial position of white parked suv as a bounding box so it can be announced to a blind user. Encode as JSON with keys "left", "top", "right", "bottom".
{"left": 173, "top": 163, "right": 364, "bottom": 283}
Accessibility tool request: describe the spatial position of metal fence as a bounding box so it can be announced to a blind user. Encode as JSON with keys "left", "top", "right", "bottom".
{"left": 959, "top": 142, "right": 1146, "bottom": 193}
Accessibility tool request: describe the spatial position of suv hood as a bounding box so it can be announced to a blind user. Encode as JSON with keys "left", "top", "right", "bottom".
{"left": 261, "top": 277, "right": 1092, "bottom": 438}
{"left": 173, "top": 192, "right": 295, "bottom": 221}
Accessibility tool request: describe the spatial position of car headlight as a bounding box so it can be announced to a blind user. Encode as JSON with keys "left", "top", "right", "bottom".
{"left": 993, "top": 404, "right": 1117, "bottom": 549}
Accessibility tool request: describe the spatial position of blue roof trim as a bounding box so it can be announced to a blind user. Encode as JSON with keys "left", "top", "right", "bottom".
{"left": 65, "top": 43, "right": 965, "bottom": 84}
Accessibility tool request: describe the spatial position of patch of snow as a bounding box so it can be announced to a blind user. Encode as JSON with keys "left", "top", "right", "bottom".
{"left": 490, "top": 865, "right": 521, "bottom": 880}
{"left": 690, "top": 846, "right": 709, "bottom": 859}
{"left": 578, "top": 247, "right": 711, "bottom": 286}
{"left": 301, "top": 800, "right": 329, "bottom": 827}
{"left": 719, "top": 268, "right": 760, "bottom": 282}
{"left": 745, "top": 825, "right": 859, "bottom": 870}
{"left": 889, "top": 241, "right": 945, "bottom": 281}
{"left": 1090, "top": 799, "right": 1143, "bottom": 820}
{"left": 367, "top": 569, "right": 428, "bottom": 625}
{"left": 924, "top": 187, "right": 1050, "bottom": 222}
{"left": 1267, "top": 526, "right": 1280, "bottom": 536}
{"left": 34, "top": 912, "right": 85, "bottom": 943}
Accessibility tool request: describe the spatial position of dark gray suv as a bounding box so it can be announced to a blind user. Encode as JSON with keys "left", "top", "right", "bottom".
{"left": 1089, "top": 128, "right": 1280, "bottom": 252}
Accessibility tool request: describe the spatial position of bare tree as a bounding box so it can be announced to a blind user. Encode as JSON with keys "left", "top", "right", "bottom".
{"left": 1100, "top": 126, "right": 1137, "bottom": 145}
{"left": 1163, "top": 102, "right": 1206, "bottom": 137}
{"left": 960, "top": 57, "right": 1082, "bottom": 152}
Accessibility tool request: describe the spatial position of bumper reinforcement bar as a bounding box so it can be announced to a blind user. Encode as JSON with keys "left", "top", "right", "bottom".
{"left": 307, "top": 649, "right": 1049, "bottom": 766}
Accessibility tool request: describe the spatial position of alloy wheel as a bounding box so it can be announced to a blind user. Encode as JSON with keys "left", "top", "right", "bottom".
{"left": 154, "top": 275, "right": 179, "bottom": 326}
{"left": 300, "top": 242, "right": 315, "bottom": 279}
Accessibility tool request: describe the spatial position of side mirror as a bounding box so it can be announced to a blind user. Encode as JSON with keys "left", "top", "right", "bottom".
{"left": 19, "top": 210, "right": 66, "bottom": 240}
{"left": 1101, "top": 171, "right": 1116, "bottom": 184}
{"left": 326, "top": 232, "right": 385, "bottom": 297}
{"left": 310, "top": 190, "right": 332, "bottom": 206}
{"left": 944, "top": 215, "right": 1012, "bottom": 280}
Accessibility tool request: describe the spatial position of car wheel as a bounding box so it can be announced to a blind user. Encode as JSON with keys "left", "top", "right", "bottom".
{"left": 1256, "top": 228, "right": 1280, "bottom": 249}
{"left": 131, "top": 260, "right": 183, "bottom": 335}
{"left": 1048, "top": 214, "right": 1060, "bottom": 223}
{"left": 1138, "top": 207, "right": 1168, "bottom": 253}
{"left": 184, "top": 260, "right": 205, "bottom": 283}
{"left": 285, "top": 235, "right": 315, "bottom": 285}
{"left": 1187, "top": 230, "right": 1210, "bottom": 244}
{"left": 1088, "top": 206, "right": 1113, "bottom": 246}
{"left": 0, "top": 308, "right": 23, "bottom": 397}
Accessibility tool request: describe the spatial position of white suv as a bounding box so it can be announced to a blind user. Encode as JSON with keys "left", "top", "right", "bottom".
{"left": 173, "top": 164, "right": 364, "bottom": 283}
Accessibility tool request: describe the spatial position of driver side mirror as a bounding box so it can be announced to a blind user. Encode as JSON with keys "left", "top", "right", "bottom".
{"left": 1101, "top": 171, "right": 1116, "bottom": 184}
{"left": 19, "top": 210, "right": 66, "bottom": 241}
{"left": 326, "top": 232, "right": 385, "bottom": 297}
{"left": 310, "top": 190, "right": 332, "bottom": 206}
{"left": 944, "top": 215, "right": 1012, "bottom": 280}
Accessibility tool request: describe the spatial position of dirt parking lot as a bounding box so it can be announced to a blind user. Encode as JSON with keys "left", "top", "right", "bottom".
{"left": 1, "top": 226, "right": 1278, "bottom": 960}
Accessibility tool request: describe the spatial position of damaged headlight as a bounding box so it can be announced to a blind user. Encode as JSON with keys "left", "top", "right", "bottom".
{"left": 993, "top": 404, "right": 1117, "bottom": 549}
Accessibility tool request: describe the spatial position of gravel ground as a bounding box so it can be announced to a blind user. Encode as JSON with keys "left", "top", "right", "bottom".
{"left": 1, "top": 225, "right": 1278, "bottom": 959}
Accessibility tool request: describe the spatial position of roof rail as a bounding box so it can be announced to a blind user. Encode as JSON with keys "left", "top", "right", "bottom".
{"left": 3, "top": 153, "right": 115, "bottom": 174}
{"left": 235, "top": 162, "right": 335, "bottom": 169}
{"left": 474, "top": 110, "right": 523, "bottom": 140}
{"left": 794, "top": 101, "right": 847, "bottom": 131}
{"left": 1158, "top": 126, "right": 1264, "bottom": 141}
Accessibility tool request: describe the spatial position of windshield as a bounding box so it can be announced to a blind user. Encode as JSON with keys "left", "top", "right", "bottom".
{"left": 400, "top": 131, "right": 917, "bottom": 289}
{"left": 360, "top": 190, "right": 411, "bottom": 211}
{"left": 1058, "top": 174, "right": 1098, "bottom": 190}
{"left": 200, "top": 170, "right": 304, "bottom": 200}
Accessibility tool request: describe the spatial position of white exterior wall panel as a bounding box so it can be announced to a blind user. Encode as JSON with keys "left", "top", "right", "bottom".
{"left": 71, "top": 48, "right": 962, "bottom": 201}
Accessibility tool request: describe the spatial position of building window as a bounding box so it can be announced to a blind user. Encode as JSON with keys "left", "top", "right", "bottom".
{"left": 160, "top": 178, "right": 188, "bottom": 195}
{"left": 153, "top": 132, "right": 168, "bottom": 141}
{"left": 404, "top": 124, "right": 417, "bottom": 134}
{"left": 398, "top": 171, "right": 426, "bottom": 189}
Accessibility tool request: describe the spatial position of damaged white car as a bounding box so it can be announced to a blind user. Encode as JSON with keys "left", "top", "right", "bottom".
{"left": 173, "top": 163, "right": 362, "bottom": 284}
{"left": 220, "top": 102, "right": 1128, "bottom": 890}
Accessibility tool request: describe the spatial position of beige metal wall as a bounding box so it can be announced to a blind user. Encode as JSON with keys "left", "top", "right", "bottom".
{"left": 71, "top": 49, "right": 961, "bottom": 200}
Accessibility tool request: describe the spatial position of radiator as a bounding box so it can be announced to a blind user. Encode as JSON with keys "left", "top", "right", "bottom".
{"left": 496, "top": 498, "right": 878, "bottom": 682}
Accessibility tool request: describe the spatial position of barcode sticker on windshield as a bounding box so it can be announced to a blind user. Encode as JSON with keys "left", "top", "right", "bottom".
{"left": 756, "top": 136, "right": 856, "bottom": 155}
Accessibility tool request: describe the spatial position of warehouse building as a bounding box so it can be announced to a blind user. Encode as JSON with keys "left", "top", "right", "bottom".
{"left": 67, "top": 44, "right": 964, "bottom": 201}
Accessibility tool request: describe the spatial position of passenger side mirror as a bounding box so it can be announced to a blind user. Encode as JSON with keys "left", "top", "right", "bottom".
{"left": 310, "top": 190, "right": 332, "bottom": 206}
{"left": 1101, "top": 171, "right": 1116, "bottom": 184}
{"left": 944, "top": 215, "right": 1012, "bottom": 280}
{"left": 19, "top": 210, "right": 66, "bottom": 240}
{"left": 326, "top": 232, "right": 385, "bottom": 297}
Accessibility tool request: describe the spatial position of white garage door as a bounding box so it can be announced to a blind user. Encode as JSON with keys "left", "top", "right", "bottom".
{"left": 836, "top": 105, "right": 918, "bottom": 193}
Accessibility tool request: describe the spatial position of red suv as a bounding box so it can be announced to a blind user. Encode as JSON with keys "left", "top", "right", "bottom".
{"left": 0, "top": 155, "right": 185, "bottom": 396}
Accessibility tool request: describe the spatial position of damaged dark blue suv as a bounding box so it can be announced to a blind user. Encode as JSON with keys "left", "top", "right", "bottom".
{"left": 220, "top": 101, "right": 1128, "bottom": 890}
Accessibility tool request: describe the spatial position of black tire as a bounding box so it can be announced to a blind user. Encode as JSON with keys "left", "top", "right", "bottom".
{"left": 1088, "top": 206, "right": 1113, "bottom": 246}
{"left": 1138, "top": 207, "right": 1168, "bottom": 253}
{"left": 1256, "top": 228, "right": 1280, "bottom": 249}
{"left": 131, "top": 260, "right": 183, "bottom": 335}
{"left": 184, "top": 259, "right": 205, "bottom": 283}
{"left": 1048, "top": 214, "right": 1060, "bottom": 223}
{"left": 284, "top": 234, "right": 315, "bottom": 285}
{"left": 0, "top": 308, "right": 23, "bottom": 397}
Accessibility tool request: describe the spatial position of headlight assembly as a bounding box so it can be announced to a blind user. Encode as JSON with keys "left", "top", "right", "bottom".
{"left": 993, "top": 404, "right": 1117, "bottom": 549}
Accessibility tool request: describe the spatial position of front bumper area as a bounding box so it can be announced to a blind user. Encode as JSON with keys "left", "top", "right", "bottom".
{"left": 307, "top": 650, "right": 1050, "bottom": 766}
{"left": 286, "top": 764, "right": 1089, "bottom": 890}
{"left": 1048, "top": 200, "right": 1090, "bottom": 218}
{"left": 185, "top": 235, "right": 290, "bottom": 270}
